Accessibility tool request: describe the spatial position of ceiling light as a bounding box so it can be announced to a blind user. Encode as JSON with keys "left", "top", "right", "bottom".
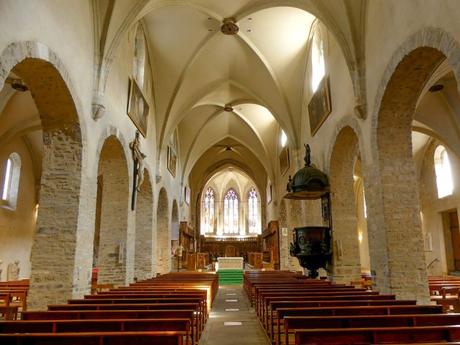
{"left": 221, "top": 18, "right": 239, "bottom": 35}
{"left": 224, "top": 104, "right": 233, "bottom": 112}
{"left": 5, "top": 77, "right": 28, "bottom": 92}
{"left": 429, "top": 84, "right": 444, "bottom": 92}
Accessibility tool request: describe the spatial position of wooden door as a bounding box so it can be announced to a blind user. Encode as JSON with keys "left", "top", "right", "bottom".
{"left": 449, "top": 211, "right": 460, "bottom": 270}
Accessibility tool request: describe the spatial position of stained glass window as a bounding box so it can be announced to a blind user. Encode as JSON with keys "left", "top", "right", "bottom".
{"left": 248, "top": 187, "right": 259, "bottom": 234}
{"left": 224, "top": 189, "right": 239, "bottom": 234}
{"left": 202, "top": 187, "right": 215, "bottom": 234}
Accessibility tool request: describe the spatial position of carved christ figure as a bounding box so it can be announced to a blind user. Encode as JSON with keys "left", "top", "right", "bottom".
{"left": 130, "top": 131, "right": 147, "bottom": 192}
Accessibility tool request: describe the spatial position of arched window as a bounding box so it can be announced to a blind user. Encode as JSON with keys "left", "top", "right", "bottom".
{"left": 310, "top": 23, "right": 326, "bottom": 93}
{"left": 132, "top": 25, "right": 146, "bottom": 89}
{"left": 248, "top": 187, "right": 259, "bottom": 234}
{"left": 224, "top": 189, "right": 239, "bottom": 234}
{"left": 280, "top": 130, "right": 287, "bottom": 148}
{"left": 1, "top": 153, "right": 21, "bottom": 209}
{"left": 202, "top": 187, "right": 215, "bottom": 234}
{"left": 434, "top": 145, "right": 454, "bottom": 198}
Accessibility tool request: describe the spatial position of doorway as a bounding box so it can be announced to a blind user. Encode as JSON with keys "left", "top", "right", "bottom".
{"left": 446, "top": 210, "right": 460, "bottom": 271}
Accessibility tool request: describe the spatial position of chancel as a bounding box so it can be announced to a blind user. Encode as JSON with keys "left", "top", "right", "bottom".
{"left": 3, "top": 1, "right": 460, "bottom": 345}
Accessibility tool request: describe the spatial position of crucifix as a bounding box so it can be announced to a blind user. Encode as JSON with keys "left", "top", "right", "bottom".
{"left": 130, "top": 131, "right": 146, "bottom": 210}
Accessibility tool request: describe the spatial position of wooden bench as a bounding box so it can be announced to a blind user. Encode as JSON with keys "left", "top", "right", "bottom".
{"left": 294, "top": 325, "right": 460, "bottom": 344}
{"left": 269, "top": 299, "right": 417, "bottom": 343}
{"left": 24, "top": 308, "right": 199, "bottom": 342}
{"left": 0, "top": 331, "right": 187, "bottom": 345}
{"left": 46, "top": 302, "right": 202, "bottom": 337}
{"left": 0, "top": 318, "right": 192, "bottom": 345}
{"left": 282, "top": 313, "right": 460, "bottom": 345}
{"left": 0, "top": 306, "right": 18, "bottom": 320}
{"left": 261, "top": 294, "right": 397, "bottom": 328}
{"left": 274, "top": 305, "right": 443, "bottom": 345}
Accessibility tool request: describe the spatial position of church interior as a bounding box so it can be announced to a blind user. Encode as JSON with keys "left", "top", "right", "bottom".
{"left": 3, "top": 1, "right": 460, "bottom": 344}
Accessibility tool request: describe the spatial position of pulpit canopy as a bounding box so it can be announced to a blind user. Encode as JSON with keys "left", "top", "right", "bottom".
{"left": 285, "top": 144, "right": 329, "bottom": 200}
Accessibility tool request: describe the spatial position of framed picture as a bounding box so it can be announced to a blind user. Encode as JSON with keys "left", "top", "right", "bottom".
{"left": 267, "top": 183, "right": 272, "bottom": 205}
{"left": 127, "top": 78, "right": 149, "bottom": 137}
{"left": 167, "top": 146, "right": 177, "bottom": 177}
{"left": 184, "top": 186, "right": 191, "bottom": 205}
{"left": 279, "top": 146, "right": 290, "bottom": 175}
{"left": 308, "top": 76, "right": 332, "bottom": 136}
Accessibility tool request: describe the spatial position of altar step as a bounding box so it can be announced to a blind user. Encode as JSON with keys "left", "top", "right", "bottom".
{"left": 218, "top": 269, "right": 244, "bottom": 285}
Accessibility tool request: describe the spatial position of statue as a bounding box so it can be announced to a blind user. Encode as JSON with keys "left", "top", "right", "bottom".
{"left": 7, "top": 260, "right": 20, "bottom": 281}
{"left": 304, "top": 143, "right": 311, "bottom": 166}
{"left": 175, "top": 244, "right": 184, "bottom": 258}
{"left": 130, "top": 131, "right": 146, "bottom": 192}
{"left": 129, "top": 131, "right": 146, "bottom": 210}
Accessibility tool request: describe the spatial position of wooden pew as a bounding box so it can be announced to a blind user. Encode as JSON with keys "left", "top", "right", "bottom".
{"left": 0, "top": 331, "right": 187, "bottom": 345}
{"left": 276, "top": 305, "right": 443, "bottom": 345}
{"left": 0, "top": 306, "right": 18, "bottom": 320}
{"left": 65, "top": 296, "right": 206, "bottom": 329}
{"left": 0, "top": 319, "right": 192, "bottom": 345}
{"left": 24, "top": 308, "right": 198, "bottom": 342}
{"left": 283, "top": 313, "right": 460, "bottom": 345}
{"left": 262, "top": 294, "right": 397, "bottom": 329}
{"left": 294, "top": 325, "right": 460, "bottom": 344}
{"left": 270, "top": 300, "right": 417, "bottom": 343}
{"left": 46, "top": 302, "right": 202, "bottom": 339}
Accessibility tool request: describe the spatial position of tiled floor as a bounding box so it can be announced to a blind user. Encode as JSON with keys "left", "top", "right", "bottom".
{"left": 199, "top": 285, "right": 270, "bottom": 345}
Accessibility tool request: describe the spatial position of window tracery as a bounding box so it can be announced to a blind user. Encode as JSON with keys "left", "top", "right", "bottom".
{"left": 248, "top": 187, "right": 259, "bottom": 234}
{"left": 202, "top": 187, "right": 215, "bottom": 234}
{"left": 223, "top": 188, "right": 239, "bottom": 234}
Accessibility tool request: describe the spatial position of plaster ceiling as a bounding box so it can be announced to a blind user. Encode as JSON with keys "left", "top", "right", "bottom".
{"left": 141, "top": 4, "right": 319, "bottom": 186}
{"left": 93, "top": 0, "right": 368, "bottom": 193}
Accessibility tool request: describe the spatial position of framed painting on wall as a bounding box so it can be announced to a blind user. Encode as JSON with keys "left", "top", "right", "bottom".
{"left": 167, "top": 146, "right": 177, "bottom": 177}
{"left": 184, "top": 186, "right": 191, "bottom": 205}
{"left": 267, "top": 183, "right": 272, "bottom": 205}
{"left": 127, "top": 78, "right": 149, "bottom": 137}
{"left": 279, "top": 146, "right": 290, "bottom": 175}
{"left": 308, "top": 76, "right": 332, "bottom": 136}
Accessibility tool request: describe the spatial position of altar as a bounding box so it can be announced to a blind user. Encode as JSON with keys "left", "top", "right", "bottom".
{"left": 216, "top": 257, "right": 243, "bottom": 285}
{"left": 216, "top": 257, "right": 244, "bottom": 270}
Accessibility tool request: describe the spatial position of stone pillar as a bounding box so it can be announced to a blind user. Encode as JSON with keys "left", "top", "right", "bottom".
{"left": 27, "top": 129, "right": 83, "bottom": 310}
{"left": 278, "top": 200, "right": 289, "bottom": 270}
{"left": 367, "top": 47, "right": 445, "bottom": 303}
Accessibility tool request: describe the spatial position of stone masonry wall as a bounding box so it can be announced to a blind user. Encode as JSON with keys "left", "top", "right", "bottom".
{"left": 156, "top": 188, "right": 170, "bottom": 274}
{"left": 27, "top": 129, "right": 83, "bottom": 310}
{"left": 329, "top": 127, "right": 362, "bottom": 284}
{"left": 134, "top": 171, "right": 154, "bottom": 280}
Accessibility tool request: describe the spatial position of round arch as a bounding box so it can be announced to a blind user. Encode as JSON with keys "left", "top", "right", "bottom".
{"left": 368, "top": 27, "right": 460, "bottom": 302}
{"left": 329, "top": 126, "right": 362, "bottom": 284}
{"left": 95, "top": 135, "right": 130, "bottom": 285}
{"left": 0, "top": 41, "right": 86, "bottom": 310}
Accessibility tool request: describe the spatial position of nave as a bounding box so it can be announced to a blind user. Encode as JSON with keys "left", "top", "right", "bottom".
{"left": 5, "top": 271, "right": 460, "bottom": 344}
{"left": 4, "top": 0, "right": 460, "bottom": 344}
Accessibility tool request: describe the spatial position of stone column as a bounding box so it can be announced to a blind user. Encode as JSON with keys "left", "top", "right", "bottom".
{"left": 27, "top": 129, "right": 83, "bottom": 310}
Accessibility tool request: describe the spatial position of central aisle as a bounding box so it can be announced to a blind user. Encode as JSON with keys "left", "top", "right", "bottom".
{"left": 199, "top": 284, "right": 270, "bottom": 345}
